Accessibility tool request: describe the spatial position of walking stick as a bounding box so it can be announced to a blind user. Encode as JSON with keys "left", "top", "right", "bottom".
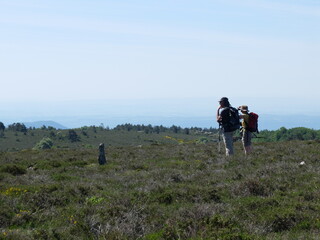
{"left": 217, "top": 107, "right": 222, "bottom": 154}
{"left": 218, "top": 124, "right": 221, "bottom": 154}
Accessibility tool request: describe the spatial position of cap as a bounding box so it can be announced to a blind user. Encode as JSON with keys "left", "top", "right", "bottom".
{"left": 219, "top": 97, "right": 229, "bottom": 102}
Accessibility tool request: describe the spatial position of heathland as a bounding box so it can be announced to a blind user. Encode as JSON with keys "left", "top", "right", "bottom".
{"left": 1, "top": 123, "right": 320, "bottom": 239}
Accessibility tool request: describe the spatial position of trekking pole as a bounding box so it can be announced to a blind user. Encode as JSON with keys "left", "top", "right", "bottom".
{"left": 252, "top": 133, "right": 266, "bottom": 139}
{"left": 218, "top": 124, "right": 221, "bottom": 154}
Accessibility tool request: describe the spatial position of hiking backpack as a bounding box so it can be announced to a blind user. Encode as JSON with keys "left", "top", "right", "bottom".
{"left": 246, "top": 112, "right": 259, "bottom": 133}
{"left": 221, "top": 107, "right": 241, "bottom": 132}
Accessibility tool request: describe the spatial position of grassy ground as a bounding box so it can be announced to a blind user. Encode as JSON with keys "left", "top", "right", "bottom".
{"left": 1, "top": 140, "right": 320, "bottom": 239}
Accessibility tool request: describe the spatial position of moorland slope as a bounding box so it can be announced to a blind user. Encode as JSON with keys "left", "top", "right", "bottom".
{"left": 1, "top": 139, "right": 320, "bottom": 239}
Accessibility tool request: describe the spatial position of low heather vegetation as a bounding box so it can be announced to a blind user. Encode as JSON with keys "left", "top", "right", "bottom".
{"left": 1, "top": 122, "right": 320, "bottom": 152}
{"left": 0, "top": 123, "right": 215, "bottom": 152}
{"left": 1, "top": 140, "right": 320, "bottom": 239}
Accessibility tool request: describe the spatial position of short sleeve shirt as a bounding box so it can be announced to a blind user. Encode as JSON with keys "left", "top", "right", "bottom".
{"left": 242, "top": 113, "right": 250, "bottom": 129}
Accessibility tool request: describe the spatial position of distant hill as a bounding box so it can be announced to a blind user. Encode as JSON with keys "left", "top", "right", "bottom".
{"left": 23, "top": 121, "right": 68, "bottom": 129}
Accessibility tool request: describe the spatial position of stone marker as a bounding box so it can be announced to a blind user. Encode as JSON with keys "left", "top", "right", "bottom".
{"left": 98, "top": 143, "right": 107, "bottom": 165}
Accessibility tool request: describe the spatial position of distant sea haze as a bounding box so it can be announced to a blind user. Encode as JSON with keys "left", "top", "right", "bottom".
{"left": 21, "top": 114, "right": 320, "bottom": 130}
{"left": 3, "top": 98, "right": 320, "bottom": 130}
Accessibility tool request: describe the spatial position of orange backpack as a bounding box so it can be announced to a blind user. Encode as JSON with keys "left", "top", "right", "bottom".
{"left": 246, "top": 112, "right": 259, "bottom": 133}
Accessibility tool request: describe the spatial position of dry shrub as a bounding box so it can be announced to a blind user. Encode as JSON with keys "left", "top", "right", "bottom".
{"left": 0, "top": 207, "right": 13, "bottom": 228}
{"left": 234, "top": 178, "right": 273, "bottom": 197}
{"left": 270, "top": 213, "right": 298, "bottom": 232}
{"left": 1, "top": 164, "right": 26, "bottom": 176}
{"left": 97, "top": 203, "right": 148, "bottom": 239}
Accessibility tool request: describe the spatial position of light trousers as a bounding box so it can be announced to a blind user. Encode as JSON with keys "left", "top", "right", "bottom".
{"left": 222, "top": 131, "right": 234, "bottom": 156}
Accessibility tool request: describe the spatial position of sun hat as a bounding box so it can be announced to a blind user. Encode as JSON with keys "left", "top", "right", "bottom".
{"left": 239, "top": 105, "right": 249, "bottom": 112}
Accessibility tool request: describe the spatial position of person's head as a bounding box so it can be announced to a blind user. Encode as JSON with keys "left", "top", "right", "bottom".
{"left": 219, "top": 97, "right": 230, "bottom": 107}
{"left": 238, "top": 105, "right": 249, "bottom": 113}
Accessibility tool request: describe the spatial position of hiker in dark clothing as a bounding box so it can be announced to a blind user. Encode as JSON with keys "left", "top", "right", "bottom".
{"left": 217, "top": 97, "right": 240, "bottom": 156}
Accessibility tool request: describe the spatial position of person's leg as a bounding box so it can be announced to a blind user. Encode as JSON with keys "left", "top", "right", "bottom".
{"left": 245, "top": 145, "right": 251, "bottom": 155}
{"left": 241, "top": 131, "right": 246, "bottom": 154}
{"left": 246, "top": 131, "right": 252, "bottom": 154}
{"left": 242, "top": 131, "right": 252, "bottom": 155}
{"left": 223, "top": 131, "right": 234, "bottom": 156}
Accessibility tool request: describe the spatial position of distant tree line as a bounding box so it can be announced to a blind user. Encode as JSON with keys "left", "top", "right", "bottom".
{"left": 2, "top": 121, "right": 320, "bottom": 142}
{"left": 0, "top": 122, "right": 217, "bottom": 135}
{"left": 7, "top": 123, "right": 28, "bottom": 133}
{"left": 113, "top": 123, "right": 217, "bottom": 134}
{"left": 81, "top": 124, "right": 320, "bottom": 142}
{"left": 256, "top": 127, "right": 320, "bottom": 142}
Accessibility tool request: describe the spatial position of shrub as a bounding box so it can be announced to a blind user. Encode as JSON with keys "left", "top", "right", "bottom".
{"left": 235, "top": 178, "right": 273, "bottom": 197}
{"left": 68, "top": 130, "right": 80, "bottom": 142}
{"left": 1, "top": 164, "right": 26, "bottom": 175}
{"left": 33, "top": 137, "right": 53, "bottom": 150}
{"left": 0, "top": 207, "right": 14, "bottom": 227}
{"left": 270, "top": 213, "right": 298, "bottom": 232}
{"left": 196, "top": 137, "right": 209, "bottom": 144}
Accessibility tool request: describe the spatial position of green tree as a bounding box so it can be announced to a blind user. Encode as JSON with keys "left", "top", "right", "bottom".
{"left": 68, "top": 130, "right": 80, "bottom": 142}
{"left": 8, "top": 123, "right": 27, "bottom": 133}
{"left": 159, "top": 125, "right": 166, "bottom": 132}
{"left": 154, "top": 126, "right": 160, "bottom": 134}
{"left": 275, "top": 127, "right": 287, "bottom": 141}
{"left": 170, "top": 125, "right": 180, "bottom": 134}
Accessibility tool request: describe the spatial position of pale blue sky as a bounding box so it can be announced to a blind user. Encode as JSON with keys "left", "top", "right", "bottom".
{"left": 1, "top": 0, "right": 320, "bottom": 122}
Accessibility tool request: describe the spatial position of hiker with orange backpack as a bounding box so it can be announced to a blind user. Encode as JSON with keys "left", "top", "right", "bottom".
{"left": 238, "top": 105, "right": 259, "bottom": 155}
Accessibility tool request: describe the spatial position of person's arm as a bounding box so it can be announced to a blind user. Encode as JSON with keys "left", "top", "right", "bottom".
{"left": 242, "top": 114, "right": 249, "bottom": 128}
{"left": 217, "top": 106, "right": 222, "bottom": 122}
{"left": 237, "top": 107, "right": 242, "bottom": 119}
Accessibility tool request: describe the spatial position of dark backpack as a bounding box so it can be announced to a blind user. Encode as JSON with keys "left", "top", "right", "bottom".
{"left": 246, "top": 112, "right": 259, "bottom": 133}
{"left": 220, "top": 107, "right": 241, "bottom": 132}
